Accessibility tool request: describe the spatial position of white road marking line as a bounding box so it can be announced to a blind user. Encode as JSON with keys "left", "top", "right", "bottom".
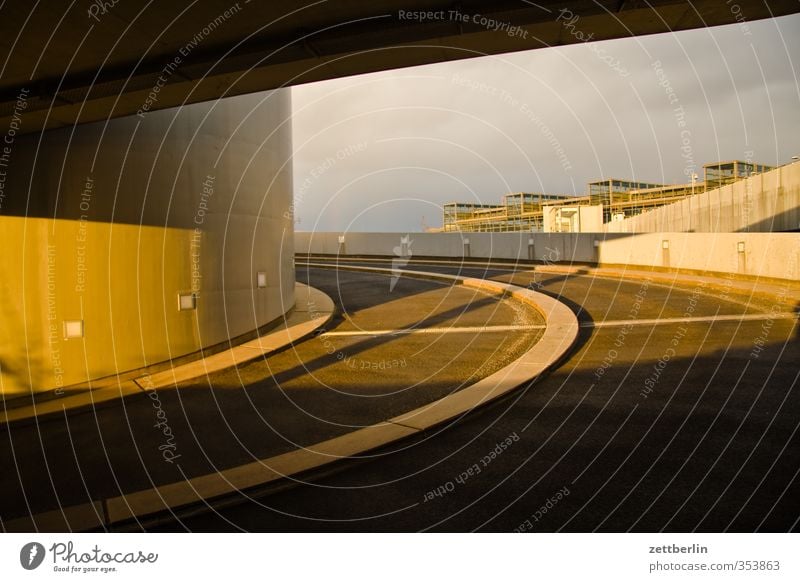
{"left": 589, "top": 312, "right": 798, "bottom": 328}
{"left": 319, "top": 312, "right": 798, "bottom": 337}
{"left": 320, "top": 324, "right": 546, "bottom": 337}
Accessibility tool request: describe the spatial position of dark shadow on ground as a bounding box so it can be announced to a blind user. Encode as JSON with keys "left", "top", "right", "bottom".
{"left": 150, "top": 319, "right": 799, "bottom": 533}
{"left": 0, "top": 268, "right": 543, "bottom": 523}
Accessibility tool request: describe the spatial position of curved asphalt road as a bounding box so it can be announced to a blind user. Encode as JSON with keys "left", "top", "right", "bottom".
{"left": 0, "top": 267, "right": 543, "bottom": 527}
{"left": 157, "top": 260, "right": 800, "bottom": 532}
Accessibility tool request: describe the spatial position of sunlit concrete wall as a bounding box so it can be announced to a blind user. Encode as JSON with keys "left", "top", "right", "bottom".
{"left": 296, "top": 231, "right": 800, "bottom": 282}
{"left": 0, "top": 91, "right": 294, "bottom": 396}
{"left": 605, "top": 163, "right": 800, "bottom": 233}
{"left": 297, "top": 232, "right": 596, "bottom": 263}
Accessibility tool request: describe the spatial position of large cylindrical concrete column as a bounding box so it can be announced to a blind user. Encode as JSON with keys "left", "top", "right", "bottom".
{"left": 0, "top": 90, "right": 294, "bottom": 395}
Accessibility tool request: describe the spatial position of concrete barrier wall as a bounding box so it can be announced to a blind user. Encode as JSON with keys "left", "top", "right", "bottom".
{"left": 295, "top": 231, "right": 599, "bottom": 263}
{"left": 0, "top": 91, "right": 294, "bottom": 395}
{"left": 605, "top": 162, "right": 800, "bottom": 233}
{"left": 296, "top": 231, "right": 800, "bottom": 282}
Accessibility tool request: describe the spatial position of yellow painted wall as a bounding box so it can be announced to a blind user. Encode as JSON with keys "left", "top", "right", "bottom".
{"left": 1, "top": 90, "right": 294, "bottom": 395}
{"left": 0, "top": 217, "right": 200, "bottom": 395}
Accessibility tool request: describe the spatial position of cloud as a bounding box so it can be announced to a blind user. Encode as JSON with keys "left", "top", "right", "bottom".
{"left": 292, "top": 14, "right": 800, "bottom": 232}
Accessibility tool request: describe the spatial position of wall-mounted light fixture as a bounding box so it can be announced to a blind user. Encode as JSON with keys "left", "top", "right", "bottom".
{"left": 593, "top": 240, "right": 601, "bottom": 248}
{"left": 257, "top": 271, "right": 267, "bottom": 288}
{"left": 63, "top": 320, "right": 84, "bottom": 339}
{"left": 662, "top": 240, "right": 670, "bottom": 250}
{"left": 178, "top": 293, "right": 197, "bottom": 311}
{"left": 737, "top": 241, "right": 746, "bottom": 253}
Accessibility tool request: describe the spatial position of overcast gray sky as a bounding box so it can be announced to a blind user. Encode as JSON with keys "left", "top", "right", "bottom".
{"left": 291, "top": 13, "right": 799, "bottom": 232}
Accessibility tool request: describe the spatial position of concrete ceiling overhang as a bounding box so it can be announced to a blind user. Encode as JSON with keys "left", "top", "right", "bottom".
{"left": 1, "top": 0, "right": 797, "bottom": 134}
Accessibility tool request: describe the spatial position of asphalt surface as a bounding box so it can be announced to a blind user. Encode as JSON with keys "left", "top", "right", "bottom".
{"left": 0, "top": 268, "right": 543, "bottom": 524}
{"left": 155, "top": 260, "right": 800, "bottom": 532}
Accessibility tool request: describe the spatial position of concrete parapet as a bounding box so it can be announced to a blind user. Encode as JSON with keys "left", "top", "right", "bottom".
{"left": 295, "top": 231, "right": 800, "bottom": 282}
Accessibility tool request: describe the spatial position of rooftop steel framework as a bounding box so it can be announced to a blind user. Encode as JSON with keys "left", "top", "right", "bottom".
{"left": 442, "top": 160, "right": 773, "bottom": 232}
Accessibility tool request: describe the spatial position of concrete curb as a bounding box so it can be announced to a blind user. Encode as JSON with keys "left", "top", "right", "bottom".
{"left": 299, "top": 263, "right": 579, "bottom": 429}
{"left": 4, "top": 266, "right": 578, "bottom": 532}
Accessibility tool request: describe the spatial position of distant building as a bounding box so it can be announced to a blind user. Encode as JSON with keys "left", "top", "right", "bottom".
{"left": 542, "top": 205, "right": 604, "bottom": 233}
{"left": 441, "top": 159, "right": 774, "bottom": 232}
{"left": 703, "top": 160, "right": 774, "bottom": 190}
{"left": 442, "top": 192, "right": 576, "bottom": 232}
{"left": 587, "top": 178, "right": 665, "bottom": 223}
